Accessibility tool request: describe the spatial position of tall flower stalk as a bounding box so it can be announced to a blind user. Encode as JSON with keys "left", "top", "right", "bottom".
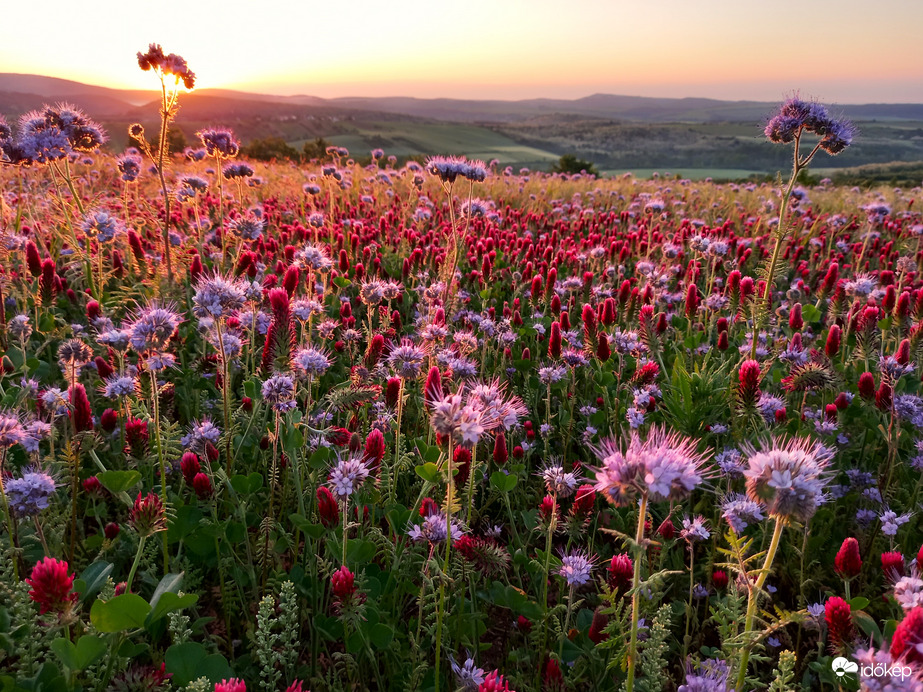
{"left": 591, "top": 427, "right": 711, "bottom": 692}
{"left": 734, "top": 436, "right": 831, "bottom": 690}
{"left": 751, "top": 96, "right": 854, "bottom": 359}
{"left": 135, "top": 45, "right": 196, "bottom": 284}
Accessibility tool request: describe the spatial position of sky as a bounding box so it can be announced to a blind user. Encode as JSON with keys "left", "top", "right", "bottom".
{"left": 2, "top": 0, "right": 922, "bottom": 103}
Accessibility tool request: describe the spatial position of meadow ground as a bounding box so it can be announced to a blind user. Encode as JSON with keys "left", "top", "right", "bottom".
{"left": 1, "top": 95, "right": 923, "bottom": 692}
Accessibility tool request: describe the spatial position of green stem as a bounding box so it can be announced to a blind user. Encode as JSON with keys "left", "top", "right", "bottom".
{"left": 735, "top": 517, "right": 785, "bottom": 692}
{"left": 625, "top": 492, "right": 648, "bottom": 692}
{"left": 125, "top": 535, "right": 147, "bottom": 592}
{"left": 150, "top": 370, "right": 169, "bottom": 573}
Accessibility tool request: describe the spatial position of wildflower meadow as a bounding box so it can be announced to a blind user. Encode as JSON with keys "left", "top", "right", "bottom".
{"left": 2, "top": 45, "right": 923, "bottom": 692}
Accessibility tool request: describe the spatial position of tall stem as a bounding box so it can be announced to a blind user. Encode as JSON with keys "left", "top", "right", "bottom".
{"left": 125, "top": 535, "right": 147, "bottom": 593}
{"left": 150, "top": 369, "right": 169, "bottom": 573}
{"left": 0, "top": 449, "right": 17, "bottom": 580}
{"left": 215, "top": 319, "right": 233, "bottom": 475}
{"left": 434, "top": 438, "right": 455, "bottom": 692}
{"left": 750, "top": 134, "right": 802, "bottom": 360}
{"left": 156, "top": 78, "right": 173, "bottom": 283}
{"left": 625, "top": 493, "right": 648, "bottom": 692}
{"left": 735, "top": 517, "right": 785, "bottom": 692}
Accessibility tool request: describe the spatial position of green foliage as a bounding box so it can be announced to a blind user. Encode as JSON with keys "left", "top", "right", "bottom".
{"left": 551, "top": 153, "right": 598, "bottom": 176}
{"left": 302, "top": 137, "right": 333, "bottom": 162}
{"left": 255, "top": 581, "right": 300, "bottom": 691}
{"left": 242, "top": 136, "right": 300, "bottom": 162}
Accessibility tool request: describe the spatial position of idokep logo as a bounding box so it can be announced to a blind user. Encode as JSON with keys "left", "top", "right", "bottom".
{"left": 832, "top": 657, "right": 859, "bottom": 677}
{"left": 831, "top": 656, "right": 915, "bottom": 682}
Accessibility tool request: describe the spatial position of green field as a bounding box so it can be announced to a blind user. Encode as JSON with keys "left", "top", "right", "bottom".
{"left": 290, "top": 121, "right": 560, "bottom": 168}
{"left": 600, "top": 168, "right": 766, "bottom": 181}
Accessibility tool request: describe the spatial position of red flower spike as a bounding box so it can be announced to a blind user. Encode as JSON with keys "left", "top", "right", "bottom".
{"left": 26, "top": 557, "right": 76, "bottom": 615}
{"left": 834, "top": 537, "right": 862, "bottom": 578}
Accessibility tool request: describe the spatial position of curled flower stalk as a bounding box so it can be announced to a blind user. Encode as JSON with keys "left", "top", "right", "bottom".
{"left": 752, "top": 96, "right": 854, "bottom": 359}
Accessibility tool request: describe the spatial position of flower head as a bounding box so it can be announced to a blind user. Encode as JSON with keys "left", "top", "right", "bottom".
{"left": 591, "top": 425, "right": 711, "bottom": 506}
{"left": 677, "top": 658, "right": 733, "bottom": 692}
{"left": 742, "top": 436, "right": 832, "bottom": 522}
{"left": 128, "top": 303, "right": 181, "bottom": 352}
{"left": 130, "top": 492, "right": 167, "bottom": 537}
{"left": 327, "top": 454, "right": 371, "bottom": 501}
{"left": 137, "top": 44, "right": 196, "bottom": 89}
{"left": 450, "top": 654, "right": 487, "bottom": 690}
{"left": 557, "top": 549, "right": 595, "bottom": 586}
{"left": 193, "top": 274, "right": 247, "bottom": 319}
{"left": 5, "top": 470, "right": 57, "bottom": 517}
{"left": 26, "top": 557, "right": 76, "bottom": 615}
{"left": 539, "top": 461, "right": 581, "bottom": 498}
{"left": 261, "top": 373, "right": 297, "bottom": 413}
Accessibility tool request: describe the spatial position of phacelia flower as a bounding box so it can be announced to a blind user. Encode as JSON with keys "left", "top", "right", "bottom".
{"left": 741, "top": 436, "right": 832, "bottom": 522}
{"left": 327, "top": 454, "right": 371, "bottom": 501}
{"left": 261, "top": 373, "right": 297, "bottom": 413}
{"left": 5, "top": 470, "right": 56, "bottom": 517}
{"left": 591, "top": 425, "right": 712, "bottom": 506}
{"left": 557, "top": 549, "right": 595, "bottom": 587}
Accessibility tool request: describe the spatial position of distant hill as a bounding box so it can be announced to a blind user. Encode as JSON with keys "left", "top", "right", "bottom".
{"left": 3, "top": 73, "right": 923, "bottom": 125}
{"left": 2, "top": 73, "right": 922, "bottom": 178}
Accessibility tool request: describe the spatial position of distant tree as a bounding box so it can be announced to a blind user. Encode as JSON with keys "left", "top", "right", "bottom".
{"left": 302, "top": 138, "right": 333, "bottom": 163}
{"left": 242, "top": 137, "right": 299, "bottom": 162}
{"left": 552, "top": 153, "right": 598, "bottom": 176}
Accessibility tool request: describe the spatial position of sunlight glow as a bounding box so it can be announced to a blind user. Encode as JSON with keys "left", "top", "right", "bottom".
{"left": 0, "top": 0, "right": 921, "bottom": 101}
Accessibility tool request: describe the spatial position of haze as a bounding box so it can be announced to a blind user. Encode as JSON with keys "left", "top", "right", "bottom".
{"left": 2, "top": 0, "right": 922, "bottom": 103}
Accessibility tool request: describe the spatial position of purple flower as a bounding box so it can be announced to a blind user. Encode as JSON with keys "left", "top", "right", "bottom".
{"left": 721, "top": 493, "right": 765, "bottom": 533}
{"left": 408, "top": 512, "right": 464, "bottom": 544}
{"left": 742, "top": 436, "right": 832, "bottom": 522}
{"left": 591, "top": 426, "right": 712, "bottom": 506}
{"left": 5, "top": 470, "right": 56, "bottom": 516}
{"left": 680, "top": 515, "right": 711, "bottom": 542}
{"left": 557, "top": 549, "right": 595, "bottom": 587}
{"left": 677, "top": 658, "right": 733, "bottom": 692}
{"left": 261, "top": 373, "right": 297, "bottom": 413}
{"left": 327, "top": 455, "right": 370, "bottom": 500}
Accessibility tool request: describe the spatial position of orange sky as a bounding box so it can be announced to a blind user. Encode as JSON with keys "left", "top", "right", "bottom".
{"left": 2, "top": 0, "right": 922, "bottom": 102}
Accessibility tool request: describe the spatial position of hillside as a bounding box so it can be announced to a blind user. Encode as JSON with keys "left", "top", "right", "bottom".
{"left": 2, "top": 73, "right": 923, "bottom": 177}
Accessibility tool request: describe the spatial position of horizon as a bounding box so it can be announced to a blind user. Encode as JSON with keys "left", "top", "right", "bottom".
{"left": 1, "top": 0, "right": 921, "bottom": 104}
{"left": 6, "top": 71, "right": 923, "bottom": 107}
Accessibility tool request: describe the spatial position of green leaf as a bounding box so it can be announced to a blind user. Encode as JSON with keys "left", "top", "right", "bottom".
{"left": 147, "top": 592, "right": 198, "bottom": 626}
{"left": 230, "top": 473, "right": 263, "bottom": 495}
{"left": 97, "top": 470, "right": 141, "bottom": 494}
{"left": 169, "top": 505, "right": 203, "bottom": 541}
{"left": 289, "top": 514, "right": 326, "bottom": 539}
{"left": 75, "top": 561, "right": 113, "bottom": 604}
{"left": 149, "top": 573, "right": 184, "bottom": 613}
{"left": 367, "top": 622, "right": 393, "bottom": 649}
{"left": 164, "top": 642, "right": 233, "bottom": 686}
{"left": 346, "top": 539, "right": 376, "bottom": 565}
{"left": 243, "top": 379, "right": 258, "bottom": 400}
{"left": 51, "top": 635, "right": 106, "bottom": 671}
{"left": 333, "top": 276, "right": 352, "bottom": 289}
{"left": 415, "top": 463, "right": 440, "bottom": 484}
{"left": 853, "top": 610, "right": 882, "bottom": 647}
{"left": 801, "top": 304, "right": 822, "bottom": 323}
{"left": 490, "top": 471, "right": 518, "bottom": 493}
{"left": 848, "top": 596, "right": 870, "bottom": 610}
{"left": 308, "top": 446, "right": 331, "bottom": 470}
{"left": 90, "top": 594, "right": 151, "bottom": 632}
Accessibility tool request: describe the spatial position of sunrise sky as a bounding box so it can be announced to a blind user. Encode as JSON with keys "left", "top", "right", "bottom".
{"left": 3, "top": 0, "right": 922, "bottom": 102}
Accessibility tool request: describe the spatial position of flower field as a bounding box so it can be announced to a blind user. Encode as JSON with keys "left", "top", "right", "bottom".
{"left": 2, "top": 47, "right": 923, "bottom": 692}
